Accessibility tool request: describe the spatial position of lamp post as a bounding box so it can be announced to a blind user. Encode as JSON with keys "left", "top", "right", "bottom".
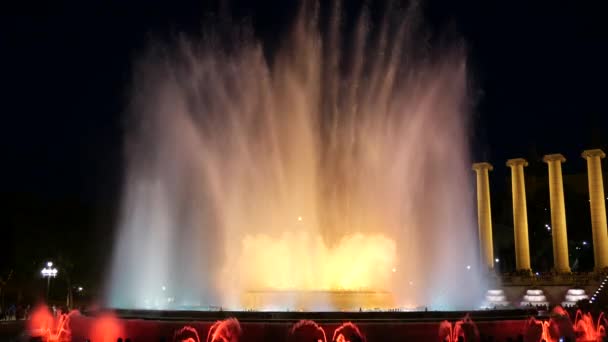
{"left": 41, "top": 261, "right": 58, "bottom": 300}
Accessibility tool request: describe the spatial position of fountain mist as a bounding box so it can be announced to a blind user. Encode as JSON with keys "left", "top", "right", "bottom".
{"left": 107, "top": 2, "right": 484, "bottom": 311}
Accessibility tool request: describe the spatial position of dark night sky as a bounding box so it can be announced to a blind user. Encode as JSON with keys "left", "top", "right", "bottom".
{"left": 0, "top": 1, "right": 607, "bottom": 288}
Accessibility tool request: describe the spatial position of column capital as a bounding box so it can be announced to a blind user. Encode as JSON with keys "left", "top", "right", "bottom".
{"left": 582, "top": 149, "right": 606, "bottom": 159}
{"left": 472, "top": 162, "right": 493, "bottom": 172}
{"left": 506, "top": 158, "right": 528, "bottom": 168}
{"left": 543, "top": 153, "right": 566, "bottom": 163}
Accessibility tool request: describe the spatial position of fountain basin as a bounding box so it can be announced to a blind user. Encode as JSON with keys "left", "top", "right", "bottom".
{"left": 69, "top": 309, "right": 536, "bottom": 342}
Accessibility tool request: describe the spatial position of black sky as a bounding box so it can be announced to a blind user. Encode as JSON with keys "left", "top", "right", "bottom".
{"left": 1, "top": 0, "right": 607, "bottom": 285}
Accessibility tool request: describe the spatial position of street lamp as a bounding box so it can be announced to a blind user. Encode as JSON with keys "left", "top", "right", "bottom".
{"left": 41, "top": 261, "right": 58, "bottom": 299}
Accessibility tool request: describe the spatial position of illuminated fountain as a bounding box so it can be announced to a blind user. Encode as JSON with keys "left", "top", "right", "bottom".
{"left": 520, "top": 289, "right": 549, "bottom": 307}
{"left": 482, "top": 289, "right": 509, "bottom": 308}
{"left": 562, "top": 289, "right": 589, "bottom": 307}
{"left": 107, "top": 2, "right": 483, "bottom": 311}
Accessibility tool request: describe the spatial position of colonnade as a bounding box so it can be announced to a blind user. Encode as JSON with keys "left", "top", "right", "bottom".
{"left": 473, "top": 149, "right": 607, "bottom": 272}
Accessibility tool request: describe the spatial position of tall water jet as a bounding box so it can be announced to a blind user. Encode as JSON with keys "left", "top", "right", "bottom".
{"left": 107, "top": 2, "right": 484, "bottom": 311}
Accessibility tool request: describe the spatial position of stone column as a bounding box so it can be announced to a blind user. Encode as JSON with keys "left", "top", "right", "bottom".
{"left": 472, "top": 162, "right": 494, "bottom": 270}
{"left": 507, "top": 158, "right": 531, "bottom": 271}
{"left": 543, "top": 153, "right": 570, "bottom": 273}
{"left": 582, "top": 149, "right": 608, "bottom": 270}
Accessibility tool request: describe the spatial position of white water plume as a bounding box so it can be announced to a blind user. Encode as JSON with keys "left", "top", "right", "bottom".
{"left": 107, "top": 2, "right": 485, "bottom": 310}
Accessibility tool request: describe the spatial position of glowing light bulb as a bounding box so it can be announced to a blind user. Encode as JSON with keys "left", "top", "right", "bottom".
{"left": 392, "top": 268, "right": 396, "bottom": 273}
{"left": 297, "top": 216, "right": 302, "bottom": 221}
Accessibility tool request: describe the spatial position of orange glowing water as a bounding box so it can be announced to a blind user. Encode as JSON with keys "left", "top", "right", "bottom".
{"left": 108, "top": 1, "right": 482, "bottom": 310}
{"left": 236, "top": 232, "right": 395, "bottom": 292}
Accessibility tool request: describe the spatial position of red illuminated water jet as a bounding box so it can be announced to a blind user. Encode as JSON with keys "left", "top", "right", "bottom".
{"left": 174, "top": 325, "right": 202, "bottom": 342}
{"left": 206, "top": 318, "right": 242, "bottom": 342}
{"left": 28, "top": 305, "right": 54, "bottom": 338}
{"left": 28, "top": 304, "right": 74, "bottom": 342}
{"left": 520, "top": 308, "right": 608, "bottom": 342}
{"left": 548, "top": 305, "right": 575, "bottom": 340}
{"left": 89, "top": 313, "right": 124, "bottom": 342}
{"left": 331, "top": 322, "right": 366, "bottom": 342}
{"left": 573, "top": 310, "right": 607, "bottom": 341}
{"left": 289, "top": 320, "right": 327, "bottom": 342}
{"left": 524, "top": 317, "right": 554, "bottom": 342}
{"left": 438, "top": 314, "right": 479, "bottom": 342}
